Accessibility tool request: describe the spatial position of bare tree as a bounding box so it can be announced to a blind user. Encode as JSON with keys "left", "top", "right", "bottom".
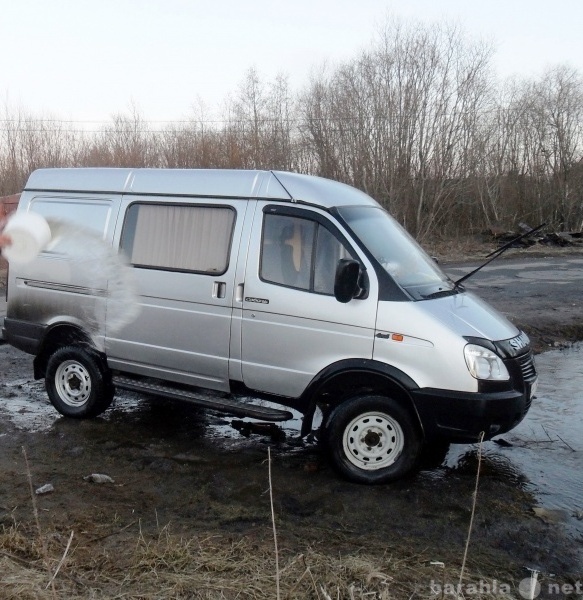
{"left": 1, "top": 20, "right": 583, "bottom": 243}
{"left": 300, "top": 19, "right": 494, "bottom": 239}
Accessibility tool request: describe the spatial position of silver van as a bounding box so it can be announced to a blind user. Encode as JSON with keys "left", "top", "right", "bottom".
{"left": 3, "top": 168, "right": 537, "bottom": 483}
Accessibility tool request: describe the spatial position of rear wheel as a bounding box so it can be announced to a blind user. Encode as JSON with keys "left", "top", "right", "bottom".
{"left": 45, "top": 345, "right": 114, "bottom": 418}
{"left": 325, "top": 395, "right": 422, "bottom": 484}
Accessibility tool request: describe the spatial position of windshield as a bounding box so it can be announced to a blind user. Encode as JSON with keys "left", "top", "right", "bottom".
{"left": 337, "top": 206, "right": 456, "bottom": 300}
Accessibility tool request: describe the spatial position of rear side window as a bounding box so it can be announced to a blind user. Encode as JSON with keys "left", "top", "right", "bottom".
{"left": 260, "top": 213, "right": 354, "bottom": 294}
{"left": 121, "top": 203, "right": 236, "bottom": 274}
{"left": 30, "top": 197, "right": 113, "bottom": 237}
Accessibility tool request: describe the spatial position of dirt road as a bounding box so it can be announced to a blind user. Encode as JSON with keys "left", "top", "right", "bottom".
{"left": 0, "top": 250, "right": 582, "bottom": 598}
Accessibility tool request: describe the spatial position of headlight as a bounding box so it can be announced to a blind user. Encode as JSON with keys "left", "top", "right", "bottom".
{"left": 464, "top": 344, "right": 510, "bottom": 381}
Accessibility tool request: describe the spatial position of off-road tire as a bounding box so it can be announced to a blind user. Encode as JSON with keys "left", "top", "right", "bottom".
{"left": 325, "top": 394, "right": 422, "bottom": 484}
{"left": 45, "top": 345, "right": 114, "bottom": 418}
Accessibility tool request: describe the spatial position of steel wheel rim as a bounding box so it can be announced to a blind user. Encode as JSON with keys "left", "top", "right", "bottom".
{"left": 55, "top": 360, "right": 92, "bottom": 407}
{"left": 343, "top": 411, "right": 404, "bottom": 470}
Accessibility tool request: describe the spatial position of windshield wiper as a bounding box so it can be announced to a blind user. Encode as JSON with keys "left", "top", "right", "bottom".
{"left": 422, "top": 287, "right": 460, "bottom": 300}
{"left": 453, "top": 223, "right": 546, "bottom": 289}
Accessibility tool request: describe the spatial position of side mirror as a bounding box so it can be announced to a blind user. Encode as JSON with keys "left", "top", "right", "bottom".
{"left": 334, "top": 259, "right": 361, "bottom": 303}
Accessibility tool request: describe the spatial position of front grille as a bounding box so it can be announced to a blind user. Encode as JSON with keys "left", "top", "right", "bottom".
{"left": 517, "top": 351, "right": 537, "bottom": 383}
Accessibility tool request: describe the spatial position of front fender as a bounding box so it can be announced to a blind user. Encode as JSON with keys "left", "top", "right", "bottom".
{"left": 299, "top": 358, "right": 420, "bottom": 437}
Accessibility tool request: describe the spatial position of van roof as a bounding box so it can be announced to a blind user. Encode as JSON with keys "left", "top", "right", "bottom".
{"left": 24, "top": 168, "right": 379, "bottom": 210}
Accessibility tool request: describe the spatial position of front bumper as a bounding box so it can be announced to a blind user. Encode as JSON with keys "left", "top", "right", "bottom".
{"left": 411, "top": 345, "right": 537, "bottom": 443}
{"left": 411, "top": 383, "right": 536, "bottom": 443}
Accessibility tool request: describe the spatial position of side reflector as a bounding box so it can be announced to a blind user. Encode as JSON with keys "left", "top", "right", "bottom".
{"left": 392, "top": 333, "right": 404, "bottom": 342}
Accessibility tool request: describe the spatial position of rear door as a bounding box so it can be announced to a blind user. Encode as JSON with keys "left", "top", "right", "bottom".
{"left": 238, "top": 203, "right": 378, "bottom": 398}
{"left": 106, "top": 197, "right": 250, "bottom": 391}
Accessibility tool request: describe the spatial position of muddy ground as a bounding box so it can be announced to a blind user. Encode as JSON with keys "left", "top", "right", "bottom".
{"left": 0, "top": 248, "right": 582, "bottom": 598}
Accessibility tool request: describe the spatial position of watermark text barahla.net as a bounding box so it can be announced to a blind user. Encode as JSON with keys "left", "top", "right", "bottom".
{"left": 430, "top": 579, "right": 583, "bottom": 598}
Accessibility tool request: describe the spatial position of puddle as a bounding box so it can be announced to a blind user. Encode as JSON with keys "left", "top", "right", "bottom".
{"left": 106, "top": 393, "right": 313, "bottom": 458}
{"left": 1, "top": 343, "right": 582, "bottom": 535}
{"left": 444, "top": 343, "right": 583, "bottom": 536}
{"left": 0, "top": 378, "right": 55, "bottom": 432}
{"left": 0, "top": 370, "right": 309, "bottom": 451}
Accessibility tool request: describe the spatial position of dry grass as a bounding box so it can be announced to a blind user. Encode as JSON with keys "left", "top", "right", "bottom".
{"left": 0, "top": 440, "right": 512, "bottom": 599}
{"left": 0, "top": 520, "right": 519, "bottom": 600}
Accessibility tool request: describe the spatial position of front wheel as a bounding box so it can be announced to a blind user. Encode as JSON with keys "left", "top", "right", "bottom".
{"left": 45, "top": 345, "right": 114, "bottom": 418}
{"left": 325, "top": 395, "right": 422, "bottom": 484}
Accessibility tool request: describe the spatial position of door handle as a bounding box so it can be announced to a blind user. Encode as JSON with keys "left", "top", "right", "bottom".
{"left": 235, "top": 283, "right": 244, "bottom": 303}
{"left": 213, "top": 281, "right": 226, "bottom": 299}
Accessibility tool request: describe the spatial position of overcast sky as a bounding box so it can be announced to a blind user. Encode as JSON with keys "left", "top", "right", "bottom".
{"left": 1, "top": 0, "right": 582, "bottom": 124}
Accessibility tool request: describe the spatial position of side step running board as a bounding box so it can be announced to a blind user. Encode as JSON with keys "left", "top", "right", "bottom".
{"left": 112, "top": 375, "right": 294, "bottom": 422}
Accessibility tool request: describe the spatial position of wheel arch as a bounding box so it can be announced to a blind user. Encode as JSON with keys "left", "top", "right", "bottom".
{"left": 299, "top": 359, "right": 424, "bottom": 438}
{"left": 33, "top": 323, "right": 97, "bottom": 380}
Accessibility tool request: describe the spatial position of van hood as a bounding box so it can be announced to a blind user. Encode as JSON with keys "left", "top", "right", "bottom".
{"left": 419, "top": 291, "right": 519, "bottom": 342}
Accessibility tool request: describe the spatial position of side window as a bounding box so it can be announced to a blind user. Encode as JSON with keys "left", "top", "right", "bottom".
{"left": 30, "top": 197, "right": 113, "bottom": 238}
{"left": 261, "top": 215, "right": 315, "bottom": 290}
{"left": 261, "top": 213, "right": 354, "bottom": 294}
{"left": 121, "top": 203, "right": 235, "bottom": 274}
{"left": 313, "top": 226, "right": 354, "bottom": 295}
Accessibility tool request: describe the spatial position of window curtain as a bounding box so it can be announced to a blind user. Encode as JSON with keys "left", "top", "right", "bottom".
{"left": 131, "top": 204, "right": 235, "bottom": 273}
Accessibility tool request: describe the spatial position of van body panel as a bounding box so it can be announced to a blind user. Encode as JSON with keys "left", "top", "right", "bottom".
{"left": 105, "top": 195, "right": 250, "bottom": 391}
{"left": 272, "top": 171, "right": 379, "bottom": 208}
{"left": 228, "top": 201, "right": 258, "bottom": 382}
{"left": 373, "top": 300, "right": 475, "bottom": 392}
{"left": 373, "top": 292, "right": 520, "bottom": 393}
{"left": 25, "top": 168, "right": 133, "bottom": 194}
{"left": 25, "top": 168, "right": 293, "bottom": 201}
{"left": 5, "top": 193, "right": 122, "bottom": 351}
{"left": 419, "top": 292, "right": 519, "bottom": 341}
{"left": 105, "top": 286, "right": 232, "bottom": 387}
{"left": 240, "top": 307, "right": 377, "bottom": 397}
{"left": 238, "top": 201, "right": 379, "bottom": 398}
{"left": 127, "top": 169, "right": 290, "bottom": 200}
